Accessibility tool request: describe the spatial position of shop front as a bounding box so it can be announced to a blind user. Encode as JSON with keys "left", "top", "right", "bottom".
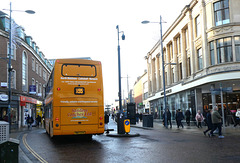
{"left": 0, "top": 94, "right": 19, "bottom": 129}
{"left": 20, "top": 96, "right": 42, "bottom": 127}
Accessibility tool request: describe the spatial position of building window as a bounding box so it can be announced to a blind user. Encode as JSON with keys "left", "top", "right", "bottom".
{"left": 235, "top": 36, "right": 240, "bottom": 61}
{"left": 214, "top": 0, "right": 230, "bottom": 26}
{"left": 36, "top": 62, "right": 38, "bottom": 74}
{"left": 43, "top": 70, "right": 46, "bottom": 81}
{"left": 36, "top": 81, "right": 38, "bottom": 94}
{"left": 7, "top": 43, "right": 16, "bottom": 60}
{"left": 8, "top": 69, "right": 16, "bottom": 89}
{"left": 22, "top": 51, "right": 28, "bottom": 92}
{"left": 32, "top": 57, "right": 35, "bottom": 71}
{"left": 39, "top": 83, "right": 42, "bottom": 97}
{"left": 179, "top": 62, "right": 183, "bottom": 80}
{"left": 217, "top": 37, "right": 232, "bottom": 63}
{"left": 32, "top": 78, "right": 35, "bottom": 85}
{"left": 195, "top": 15, "right": 201, "bottom": 37}
{"left": 187, "top": 57, "right": 191, "bottom": 76}
{"left": 39, "top": 66, "right": 42, "bottom": 77}
{"left": 171, "top": 68, "right": 174, "bottom": 83}
{"left": 210, "top": 41, "right": 215, "bottom": 65}
{"left": 176, "top": 36, "right": 181, "bottom": 55}
{"left": 197, "top": 48, "right": 203, "bottom": 70}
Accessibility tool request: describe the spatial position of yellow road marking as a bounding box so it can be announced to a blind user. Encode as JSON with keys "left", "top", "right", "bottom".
{"left": 22, "top": 134, "right": 48, "bottom": 163}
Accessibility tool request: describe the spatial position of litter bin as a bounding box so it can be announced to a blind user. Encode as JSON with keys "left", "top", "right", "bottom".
{"left": 142, "top": 114, "right": 153, "bottom": 127}
{"left": 0, "top": 138, "right": 19, "bottom": 163}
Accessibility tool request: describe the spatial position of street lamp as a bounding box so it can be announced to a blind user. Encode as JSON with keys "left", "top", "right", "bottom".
{"left": 3, "top": 2, "right": 35, "bottom": 131}
{"left": 116, "top": 25, "right": 125, "bottom": 112}
{"left": 142, "top": 15, "right": 169, "bottom": 128}
{"left": 116, "top": 25, "right": 125, "bottom": 134}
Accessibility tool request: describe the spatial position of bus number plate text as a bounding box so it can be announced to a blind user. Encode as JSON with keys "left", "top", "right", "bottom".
{"left": 74, "top": 87, "right": 85, "bottom": 95}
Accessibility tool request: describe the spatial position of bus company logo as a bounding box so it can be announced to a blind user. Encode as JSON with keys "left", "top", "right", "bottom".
{"left": 68, "top": 108, "right": 92, "bottom": 119}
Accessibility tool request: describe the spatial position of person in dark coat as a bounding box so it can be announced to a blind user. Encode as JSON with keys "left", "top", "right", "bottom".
{"left": 104, "top": 112, "right": 109, "bottom": 133}
{"left": 185, "top": 109, "right": 191, "bottom": 126}
{"left": 203, "top": 109, "right": 213, "bottom": 136}
{"left": 176, "top": 109, "right": 184, "bottom": 128}
{"left": 163, "top": 109, "right": 172, "bottom": 128}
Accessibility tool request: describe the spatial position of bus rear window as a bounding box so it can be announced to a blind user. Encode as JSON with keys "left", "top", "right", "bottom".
{"left": 61, "top": 64, "right": 96, "bottom": 77}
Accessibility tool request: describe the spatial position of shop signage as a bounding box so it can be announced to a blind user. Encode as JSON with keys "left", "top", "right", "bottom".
{"left": 0, "top": 94, "right": 8, "bottom": 101}
{"left": 29, "top": 85, "right": 36, "bottom": 94}
{"left": 20, "top": 96, "right": 37, "bottom": 105}
{"left": 1, "top": 82, "right": 7, "bottom": 88}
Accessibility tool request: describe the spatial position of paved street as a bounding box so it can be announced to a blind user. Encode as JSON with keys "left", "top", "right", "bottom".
{"left": 10, "top": 119, "right": 240, "bottom": 163}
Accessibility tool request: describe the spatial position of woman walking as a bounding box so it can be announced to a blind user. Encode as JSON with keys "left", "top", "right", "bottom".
{"left": 195, "top": 110, "right": 204, "bottom": 128}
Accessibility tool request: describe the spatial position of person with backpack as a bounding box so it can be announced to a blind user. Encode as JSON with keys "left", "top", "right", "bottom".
{"left": 195, "top": 110, "right": 204, "bottom": 128}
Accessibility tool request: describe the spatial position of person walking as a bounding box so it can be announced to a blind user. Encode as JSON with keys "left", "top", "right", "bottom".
{"left": 185, "top": 109, "right": 191, "bottom": 126}
{"left": 208, "top": 106, "right": 224, "bottom": 138}
{"left": 36, "top": 115, "right": 41, "bottom": 128}
{"left": 203, "top": 109, "right": 212, "bottom": 136}
{"left": 27, "top": 115, "right": 34, "bottom": 130}
{"left": 163, "top": 109, "right": 172, "bottom": 128}
{"left": 104, "top": 112, "right": 109, "bottom": 133}
{"left": 195, "top": 110, "right": 204, "bottom": 128}
{"left": 176, "top": 109, "right": 184, "bottom": 128}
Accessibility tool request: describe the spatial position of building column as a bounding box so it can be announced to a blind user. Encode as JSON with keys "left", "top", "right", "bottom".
{"left": 147, "top": 55, "right": 152, "bottom": 95}
{"left": 181, "top": 29, "right": 187, "bottom": 79}
{"left": 187, "top": 10, "right": 195, "bottom": 74}
{"left": 151, "top": 58, "right": 156, "bottom": 93}
{"left": 173, "top": 38, "right": 178, "bottom": 83}
{"left": 211, "top": 84, "right": 216, "bottom": 108}
{"left": 166, "top": 45, "right": 171, "bottom": 85}
{"left": 156, "top": 54, "right": 160, "bottom": 91}
{"left": 201, "top": 0, "right": 209, "bottom": 68}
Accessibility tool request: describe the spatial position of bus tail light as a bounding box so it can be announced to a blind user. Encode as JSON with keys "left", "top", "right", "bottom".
{"left": 99, "top": 115, "right": 104, "bottom": 127}
{"left": 97, "top": 88, "right": 101, "bottom": 91}
{"left": 56, "top": 117, "right": 59, "bottom": 121}
{"left": 57, "top": 87, "right": 61, "bottom": 91}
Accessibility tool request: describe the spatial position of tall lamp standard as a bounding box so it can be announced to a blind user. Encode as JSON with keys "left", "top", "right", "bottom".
{"left": 3, "top": 2, "right": 35, "bottom": 131}
{"left": 142, "top": 15, "right": 169, "bottom": 128}
{"left": 116, "top": 25, "right": 125, "bottom": 112}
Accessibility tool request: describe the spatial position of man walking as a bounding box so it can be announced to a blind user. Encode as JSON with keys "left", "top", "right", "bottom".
{"left": 208, "top": 106, "right": 224, "bottom": 139}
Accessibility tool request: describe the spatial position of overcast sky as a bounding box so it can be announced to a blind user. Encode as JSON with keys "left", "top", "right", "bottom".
{"left": 1, "top": 0, "right": 192, "bottom": 105}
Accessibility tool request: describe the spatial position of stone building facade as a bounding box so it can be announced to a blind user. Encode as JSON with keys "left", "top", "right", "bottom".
{"left": 145, "top": 0, "right": 240, "bottom": 120}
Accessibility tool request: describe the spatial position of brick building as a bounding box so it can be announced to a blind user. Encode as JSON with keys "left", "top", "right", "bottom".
{"left": 0, "top": 11, "right": 52, "bottom": 128}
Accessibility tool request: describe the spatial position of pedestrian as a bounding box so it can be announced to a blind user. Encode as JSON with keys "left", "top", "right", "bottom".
{"left": 234, "top": 108, "right": 240, "bottom": 127}
{"left": 163, "top": 109, "right": 172, "bottom": 128}
{"left": 176, "top": 109, "right": 184, "bottom": 128}
{"left": 104, "top": 111, "right": 109, "bottom": 133}
{"left": 36, "top": 115, "right": 41, "bottom": 127}
{"left": 136, "top": 112, "right": 140, "bottom": 123}
{"left": 27, "top": 115, "right": 34, "bottom": 130}
{"left": 208, "top": 106, "right": 224, "bottom": 138}
{"left": 195, "top": 110, "right": 204, "bottom": 128}
{"left": 139, "top": 113, "right": 143, "bottom": 122}
{"left": 203, "top": 109, "right": 212, "bottom": 136}
{"left": 185, "top": 109, "right": 191, "bottom": 126}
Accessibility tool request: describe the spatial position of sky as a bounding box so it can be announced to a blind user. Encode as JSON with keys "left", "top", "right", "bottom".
{"left": 1, "top": 0, "right": 192, "bottom": 106}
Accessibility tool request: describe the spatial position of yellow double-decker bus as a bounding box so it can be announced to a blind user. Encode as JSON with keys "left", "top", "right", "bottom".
{"left": 44, "top": 58, "right": 104, "bottom": 138}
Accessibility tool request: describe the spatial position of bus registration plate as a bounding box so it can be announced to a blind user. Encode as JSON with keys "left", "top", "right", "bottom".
{"left": 74, "top": 87, "right": 85, "bottom": 95}
{"left": 75, "top": 131, "right": 86, "bottom": 135}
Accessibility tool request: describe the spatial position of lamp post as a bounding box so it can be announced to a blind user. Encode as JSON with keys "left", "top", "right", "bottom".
{"left": 116, "top": 25, "right": 125, "bottom": 112}
{"left": 116, "top": 25, "right": 125, "bottom": 134}
{"left": 3, "top": 2, "right": 35, "bottom": 131}
{"left": 142, "top": 15, "right": 169, "bottom": 128}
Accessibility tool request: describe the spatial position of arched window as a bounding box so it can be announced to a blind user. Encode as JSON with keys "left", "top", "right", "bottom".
{"left": 22, "top": 51, "right": 28, "bottom": 92}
